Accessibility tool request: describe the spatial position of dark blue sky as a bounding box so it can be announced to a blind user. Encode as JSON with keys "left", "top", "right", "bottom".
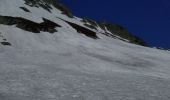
{"left": 59, "top": 0, "right": 170, "bottom": 49}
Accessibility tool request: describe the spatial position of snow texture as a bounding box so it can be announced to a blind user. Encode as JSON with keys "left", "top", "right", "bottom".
{"left": 0, "top": 0, "right": 170, "bottom": 100}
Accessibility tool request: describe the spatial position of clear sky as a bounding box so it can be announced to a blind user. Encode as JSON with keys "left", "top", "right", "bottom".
{"left": 59, "top": 0, "right": 170, "bottom": 49}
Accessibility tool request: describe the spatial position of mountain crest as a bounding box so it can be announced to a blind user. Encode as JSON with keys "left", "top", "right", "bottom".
{"left": 0, "top": 0, "right": 170, "bottom": 100}
{"left": 0, "top": 0, "right": 146, "bottom": 46}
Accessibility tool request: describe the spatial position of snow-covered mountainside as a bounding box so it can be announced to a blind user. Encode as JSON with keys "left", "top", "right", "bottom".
{"left": 0, "top": 0, "right": 170, "bottom": 100}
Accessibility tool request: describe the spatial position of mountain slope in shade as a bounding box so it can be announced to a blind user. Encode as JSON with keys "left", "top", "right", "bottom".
{"left": 0, "top": 0, "right": 170, "bottom": 100}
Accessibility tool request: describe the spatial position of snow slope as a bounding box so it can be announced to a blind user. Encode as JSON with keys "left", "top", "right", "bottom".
{"left": 0, "top": 0, "right": 170, "bottom": 100}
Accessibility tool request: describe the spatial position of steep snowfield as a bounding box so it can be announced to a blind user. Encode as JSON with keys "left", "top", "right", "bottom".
{"left": 0, "top": 0, "right": 170, "bottom": 100}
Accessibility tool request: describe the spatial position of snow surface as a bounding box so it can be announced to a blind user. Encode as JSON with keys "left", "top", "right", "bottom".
{"left": 0, "top": 0, "right": 170, "bottom": 100}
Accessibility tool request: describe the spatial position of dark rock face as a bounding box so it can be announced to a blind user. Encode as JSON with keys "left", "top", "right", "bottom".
{"left": 67, "top": 21, "right": 98, "bottom": 39}
{"left": 0, "top": 16, "right": 61, "bottom": 33}
{"left": 23, "top": 0, "right": 73, "bottom": 18}
{"left": 24, "top": 0, "right": 53, "bottom": 13}
{"left": 19, "top": 7, "right": 31, "bottom": 12}
{"left": 0, "top": 32, "right": 11, "bottom": 46}
{"left": 80, "top": 17, "right": 147, "bottom": 46}
{"left": 81, "top": 18, "right": 98, "bottom": 30}
{"left": 100, "top": 23, "right": 147, "bottom": 46}
{"left": 1, "top": 42, "right": 11, "bottom": 46}
{"left": 60, "top": 19, "right": 98, "bottom": 39}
